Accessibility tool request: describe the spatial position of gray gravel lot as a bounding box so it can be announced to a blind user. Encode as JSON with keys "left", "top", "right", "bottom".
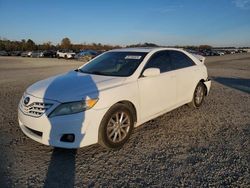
{"left": 0, "top": 54, "right": 249, "bottom": 187}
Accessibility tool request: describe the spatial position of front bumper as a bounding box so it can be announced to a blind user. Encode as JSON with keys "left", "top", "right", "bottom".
{"left": 18, "top": 95, "right": 108, "bottom": 148}
{"left": 204, "top": 79, "right": 211, "bottom": 95}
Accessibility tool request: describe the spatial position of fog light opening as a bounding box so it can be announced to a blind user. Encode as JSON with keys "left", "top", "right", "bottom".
{"left": 60, "top": 134, "right": 75, "bottom": 143}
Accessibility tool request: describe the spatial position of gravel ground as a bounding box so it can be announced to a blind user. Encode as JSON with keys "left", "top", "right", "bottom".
{"left": 0, "top": 54, "right": 249, "bottom": 187}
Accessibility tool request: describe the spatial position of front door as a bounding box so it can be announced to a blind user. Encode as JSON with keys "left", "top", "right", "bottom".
{"left": 138, "top": 51, "right": 176, "bottom": 121}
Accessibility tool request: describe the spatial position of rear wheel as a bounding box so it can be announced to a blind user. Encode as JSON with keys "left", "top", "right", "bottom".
{"left": 98, "top": 104, "right": 134, "bottom": 149}
{"left": 189, "top": 82, "right": 206, "bottom": 108}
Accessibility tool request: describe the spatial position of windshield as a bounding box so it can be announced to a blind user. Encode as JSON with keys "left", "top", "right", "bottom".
{"left": 79, "top": 52, "right": 148, "bottom": 77}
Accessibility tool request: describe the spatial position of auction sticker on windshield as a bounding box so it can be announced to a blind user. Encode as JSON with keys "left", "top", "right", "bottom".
{"left": 125, "top": 55, "right": 142, "bottom": 60}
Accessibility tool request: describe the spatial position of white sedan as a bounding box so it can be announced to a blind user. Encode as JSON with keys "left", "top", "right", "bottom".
{"left": 18, "top": 48, "right": 211, "bottom": 149}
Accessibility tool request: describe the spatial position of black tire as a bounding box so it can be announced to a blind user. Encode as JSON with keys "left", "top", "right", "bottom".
{"left": 98, "top": 103, "right": 134, "bottom": 149}
{"left": 189, "top": 82, "right": 206, "bottom": 108}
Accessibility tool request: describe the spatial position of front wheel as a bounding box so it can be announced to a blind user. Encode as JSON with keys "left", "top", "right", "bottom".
{"left": 98, "top": 104, "right": 134, "bottom": 149}
{"left": 189, "top": 82, "right": 206, "bottom": 108}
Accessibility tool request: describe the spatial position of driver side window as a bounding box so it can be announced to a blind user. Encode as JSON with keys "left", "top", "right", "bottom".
{"left": 144, "top": 51, "right": 173, "bottom": 73}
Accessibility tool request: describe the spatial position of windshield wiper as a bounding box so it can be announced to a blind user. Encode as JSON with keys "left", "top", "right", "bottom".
{"left": 75, "top": 69, "right": 108, "bottom": 76}
{"left": 75, "top": 69, "right": 79, "bottom": 72}
{"left": 90, "top": 71, "right": 108, "bottom": 76}
{"left": 75, "top": 69, "right": 84, "bottom": 73}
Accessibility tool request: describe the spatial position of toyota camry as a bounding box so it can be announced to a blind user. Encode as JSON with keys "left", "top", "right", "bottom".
{"left": 18, "top": 48, "right": 211, "bottom": 149}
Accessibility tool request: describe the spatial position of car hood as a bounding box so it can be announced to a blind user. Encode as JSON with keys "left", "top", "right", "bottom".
{"left": 26, "top": 71, "right": 126, "bottom": 102}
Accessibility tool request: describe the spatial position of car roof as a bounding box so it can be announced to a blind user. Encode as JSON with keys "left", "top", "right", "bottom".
{"left": 110, "top": 47, "right": 183, "bottom": 53}
{"left": 109, "top": 47, "right": 203, "bottom": 65}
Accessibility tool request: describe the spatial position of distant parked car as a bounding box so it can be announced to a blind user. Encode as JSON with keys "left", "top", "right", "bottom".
{"left": 0, "top": 50, "right": 9, "bottom": 56}
{"left": 10, "top": 51, "right": 21, "bottom": 56}
{"left": 40, "top": 50, "right": 56, "bottom": 58}
{"left": 217, "top": 51, "right": 225, "bottom": 56}
{"left": 57, "top": 50, "right": 76, "bottom": 59}
{"left": 224, "top": 50, "right": 231, "bottom": 55}
{"left": 21, "top": 51, "right": 29, "bottom": 57}
{"left": 185, "top": 49, "right": 197, "bottom": 54}
{"left": 206, "top": 50, "right": 220, "bottom": 56}
{"left": 27, "top": 51, "right": 33, "bottom": 57}
{"left": 31, "top": 51, "right": 42, "bottom": 58}
{"left": 237, "top": 49, "right": 247, "bottom": 53}
{"left": 75, "top": 50, "right": 99, "bottom": 61}
{"left": 196, "top": 50, "right": 211, "bottom": 56}
{"left": 204, "top": 51, "right": 212, "bottom": 56}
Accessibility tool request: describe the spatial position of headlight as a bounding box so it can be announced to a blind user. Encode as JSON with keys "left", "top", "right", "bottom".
{"left": 49, "top": 99, "right": 98, "bottom": 118}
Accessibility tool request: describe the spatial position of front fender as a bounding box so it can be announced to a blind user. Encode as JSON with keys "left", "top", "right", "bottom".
{"left": 93, "top": 81, "right": 140, "bottom": 121}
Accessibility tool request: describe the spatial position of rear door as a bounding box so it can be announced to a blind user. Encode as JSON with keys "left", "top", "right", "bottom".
{"left": 138, "top": 51, "right": 176, "bottom": 121}
{"left": 168, "top": 50, "right": 198, "bottom": 104}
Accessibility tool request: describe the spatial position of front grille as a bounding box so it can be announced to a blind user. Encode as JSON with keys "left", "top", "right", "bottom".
{"left": 20, "top": 101, "right": 52, "bottom": 117}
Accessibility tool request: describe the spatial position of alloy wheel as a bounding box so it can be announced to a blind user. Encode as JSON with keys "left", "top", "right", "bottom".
{"left": 106, "top": 111, "right": 131, "bottom": 143}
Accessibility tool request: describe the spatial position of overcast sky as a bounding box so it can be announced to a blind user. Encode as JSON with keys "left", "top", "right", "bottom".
{"left": 0, "top": 0, "right": 250, "bottom": 47}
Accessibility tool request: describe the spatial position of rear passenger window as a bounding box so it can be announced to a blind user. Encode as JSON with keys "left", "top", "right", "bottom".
{"left": 169, "top": 51, "right": 195, "bottom": 70}
{"left": 144, "top": 51, "right": 173, "bottom": 73}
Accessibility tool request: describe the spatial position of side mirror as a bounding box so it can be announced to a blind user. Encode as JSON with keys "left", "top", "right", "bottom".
{"left": 142, "top": 68, "right": 160, "bottom": 77}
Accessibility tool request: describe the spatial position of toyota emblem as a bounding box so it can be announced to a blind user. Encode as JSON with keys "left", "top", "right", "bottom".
{"left": 24, "top": 97, "right": 30, "bottom": 105}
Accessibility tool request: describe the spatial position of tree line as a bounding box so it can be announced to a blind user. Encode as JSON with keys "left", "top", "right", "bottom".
{"left": 125, "top": 43, "right": 214, "bottom": 50}
{"left": 1, "top": 37, "right": 247, "bottom": 52}
{"left": 0, "top": 37, "right": 121, "bottom": 52}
